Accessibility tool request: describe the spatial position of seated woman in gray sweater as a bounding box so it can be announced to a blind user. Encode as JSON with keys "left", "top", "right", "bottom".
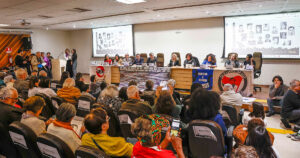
{"left": 267, "top": 75, "right": 288, "bottom": 117}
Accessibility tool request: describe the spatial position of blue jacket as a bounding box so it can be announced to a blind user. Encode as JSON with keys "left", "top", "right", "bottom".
{"left": 213, "top": 113, "right": 227, "bottom": 136}
{"left": 132, "top": 58, "right": 144, "bottom": 65}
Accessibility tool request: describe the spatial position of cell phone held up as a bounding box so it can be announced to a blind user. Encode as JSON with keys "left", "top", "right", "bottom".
{"left": 170, "top": 119, "right": 180, "bottom": 137}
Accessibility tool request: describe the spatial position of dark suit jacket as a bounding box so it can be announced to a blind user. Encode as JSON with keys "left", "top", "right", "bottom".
{"left": 132, "top": 58, "right": 144, "bottom": 65}
{"left": 168, "top": 60, "right": 180, "bottom": 67}
{"left": 120, "top": 99, "right": 152, "bottom": 116}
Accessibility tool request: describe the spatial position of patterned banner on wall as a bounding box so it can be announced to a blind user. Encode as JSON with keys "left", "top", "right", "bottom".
{"left": 192, "top": 69, "right": 214, "bottom": 90}
{"left": 119, "top": 66, "right": 170, "bottom": 90}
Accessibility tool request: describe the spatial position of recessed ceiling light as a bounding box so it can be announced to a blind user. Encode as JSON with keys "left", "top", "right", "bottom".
{"left": 0, "top": 24, "right": 10, "bottom": 27}
{"left": 205, "top": 11, "right": 210, "bottom": 15}
{"left": 46, "top": 27, "right": 49, "bottom": 30}
{"left": 156, "top": 14, "right": 160, "bottom": 17}
{"left": 116, "top": 0, "right": 145, "bottom": 4}
{"left": 259, "top": 4, "right": 263, "bottom": 8}
{"left": 73, "top": 25, "right": 76, "bottom": 28}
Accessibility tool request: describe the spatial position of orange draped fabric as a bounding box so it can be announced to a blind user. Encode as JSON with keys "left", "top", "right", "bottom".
{"left": 0, "top": 34, "right": 31, "bottom": 68}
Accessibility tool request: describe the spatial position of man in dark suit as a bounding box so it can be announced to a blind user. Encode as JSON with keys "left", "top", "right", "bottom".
{"left": 132, "top": 54, "right": 144, "bottom": 65}
{"left": 0, "top": 87, "right": 24, "bottom": 157}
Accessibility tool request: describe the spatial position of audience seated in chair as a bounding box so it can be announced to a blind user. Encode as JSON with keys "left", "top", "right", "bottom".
{"left": 167, "top": 79, "right": 181, "bottom": 104}
{"left": 245, "top": 126, "right": 278, "bottom": 158}
{"left": 97, "top": 85, "right": 122, "bottom": 115}
{"left": 28, "top": 78, "right": 57, "bottom": 98}
{"left": 119, "top": 86, "right": 128, "bottom": 102}
{"left": 143, "top": 80, "right": 155, "bottom": 96}
{"left": 187, "top": 88, "right": 227, "bottom": 137}
{"left": 21, "top": 96, "right": 46, "bottom": 135}
{"left": 4, "top": 75, "right": 15, "bottom": 88}
{"left": 120, "top": 85, "right": 152, "bottom": 116}
{"left": 14, "top": 68, "right": 30, "bottom": 99}
{"left": 154, "top": 90, "right": 181, "bottom": 118}
{"left": 220, "top": 83, "right": 243, "bottom": 113}
{"left": 46, "top": 103, "right": 81, "bottom": 153}
{"left": 81, "top": 84, "right": 96, "bottom": 101}
{"left": 60, "top": 71, "right": 70, "bottom": 85}
{"left": 82, "top": 107, "right": 133, "bottom": 157}
{"left": 281, "top": 79, "right": 300, "bottom": 128}
{"left": 267, "top": 75, "right": 288, "bottom": 117}
{"left": 233, "top": 118, "right": 274, "bottom": 147}
{"left": 57, "top": 78, "right": 81, "bottom": 104}
{"left": 243, "top": 102, "right": 266, "bottom": 125}
{"left": 75, "top": 72, "right": 85, "bottom": 92}
{"left": 131, "top": 114, "right": 185, "bottom": 158}
{"left": 28, "top": 76, "right": 39, "bottom": 96}
{"left": 89, "top": 75, "right": 101, "bottom": 99}
{"left": 38, "top": 70, "right": 48, "bottom": 79}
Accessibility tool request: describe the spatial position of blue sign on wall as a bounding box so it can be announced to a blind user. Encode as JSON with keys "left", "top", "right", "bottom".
{"left": 192, "top": 69, "right": 214, "bottom": 90}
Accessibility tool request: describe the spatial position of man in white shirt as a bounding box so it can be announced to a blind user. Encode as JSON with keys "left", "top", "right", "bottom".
{"left": 220, "top": 84, "right": 243, "bottom": 115}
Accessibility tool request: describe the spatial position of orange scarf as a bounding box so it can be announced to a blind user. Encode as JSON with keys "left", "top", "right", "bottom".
{"left": 52, "top": 119, "right": 81, "bottom": 139}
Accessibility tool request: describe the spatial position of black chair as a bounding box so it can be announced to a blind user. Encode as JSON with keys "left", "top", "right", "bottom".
{"left": 253, "top": 52, "right": 263, "bottom": 92}
{"left": 141, "top": 94, "right": 155, "bottom": 106}
{"left": 95, "top": 104, "right": 122, "bottom": 137}
{"left": 51, "top": 96, "right": 64, "bottom": 112}
{"left": 117, "top": 109, "right": 139, "bottom": 138}
{"left": 9, "top": 121, "right": 41, "bottom": 158}
{"left": 76, "top": 95, "right": 95, "bottom": 117}
{"left": 37, "top": 133, "right": 75, "bottom": 158}
{"left": 35, "top": 93, "right": 55, "bottom": 120}
{"left": 222, "top": 105, "right": 239, "bottom": 127}
{"left": 188, "top": 120, "right": 225, "bottom": 158}
{"left": 156, "top": 53, "right": 164, "bottom": 67}
{"left": 0, "top": 122, "right": 21, "bottom": 158}
{"left": 192, "top": 56, "right": 200, "bottom": 67}
{"left": 75, "top": 145, "right": 110, "bottom": 158}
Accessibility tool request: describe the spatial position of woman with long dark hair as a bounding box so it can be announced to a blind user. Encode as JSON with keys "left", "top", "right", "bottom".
{"left": 104, "top": 54, "right": 112, "bottom": 65}
{"left": 246, "top": 126, "right": 278, "bottom": 158}
{"left": 72, "top": 49, "right": 77, "bottom": 78}
{"left": 65, "top": 48, "right": 73, "bottom": 77}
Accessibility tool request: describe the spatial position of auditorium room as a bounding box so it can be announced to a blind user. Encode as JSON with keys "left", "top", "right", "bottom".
{"left": 1, "top": 0, "right": 300, "bottom": 158}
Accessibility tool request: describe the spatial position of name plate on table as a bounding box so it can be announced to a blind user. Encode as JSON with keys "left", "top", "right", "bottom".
{"left": 148, "top": 63, "right": 155, "bottom": 67}
{"left": 245, "top": 65, "right": 254, "bottom": 70}
{"left": 123, "top": 62, "right": 129, "bottom": 66}
{"left": 186, "top": 64, "right": 193, "bottom": 68}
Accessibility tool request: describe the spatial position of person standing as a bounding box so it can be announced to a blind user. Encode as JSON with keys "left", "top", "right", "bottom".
{"left": 65, "top": 49, "right": 73, "bottom": 78}
{"left": 15, "top": 49, "right": 27, "bottom": 69}
{"left": 72, "top": 49, "right": 77, "bottom": 78}
{"left": 31, "top": 52, "right": 44, "bottom": 72}
{"left": 46, "top": 52, "right": 53, "bottom": 78}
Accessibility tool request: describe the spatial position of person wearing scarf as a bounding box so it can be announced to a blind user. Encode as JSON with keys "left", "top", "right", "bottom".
{"left": 81, "top": 108, "right": 133, "bottom": 157}
{"left": 131, "top": 114, "right": 185, "bottom": 158}
{"left": 21, "top": 96, "right": 46, "bottom": 136}
{"left": 57, "top": 78, "right": 81, "bottom": 104}
{"left": 47, "top": 103, "right": 81, "bottom": 153}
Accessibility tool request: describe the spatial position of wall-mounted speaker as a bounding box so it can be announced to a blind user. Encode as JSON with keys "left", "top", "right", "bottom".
{"left": 21, "top": 37, "right": 32, "bottom": 51}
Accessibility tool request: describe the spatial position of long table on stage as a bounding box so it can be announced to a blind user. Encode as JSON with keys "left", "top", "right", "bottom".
{"left": 90, "top": 66, "right": 253, "bottom": 94}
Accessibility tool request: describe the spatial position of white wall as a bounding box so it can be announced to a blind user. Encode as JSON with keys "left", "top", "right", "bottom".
{"left": 31, "top": 29, "right": 71, "bottom": 58}
{"left": 63, "top": 17, "right": 300, "bottom": 85}
{"left": 69, "top": 29, "right": 93, "bottom": 73}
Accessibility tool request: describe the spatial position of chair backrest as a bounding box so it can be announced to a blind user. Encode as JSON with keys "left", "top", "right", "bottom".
{"left": 37, "top": 133, "right": 75, "bottom": 158}
{"left": 51, "top": 96, "right": 64, "bottom": 112}
{"left": 76, "top": 95, "right": 95, "bottom": 117}
{"left": 192, "top": 56, "right": 200, "bottom": 67}
{"left": 9, "top": 121, "right": 41, "bottom": 158}
{"left": 172, "top": 52, "right": 181, "bottom": 66}
{"left": 0, "top": 122, "right": 21, "bottom": 157}
{"left": 141, "top": 94, "right": 155, "bottom": 106}
{"left": 188, "top": 120, "right": 225, "bottom": 158}
{"left": 227, "top": 52, "right": 238, "bottom": 59}
{"left": 222, "top": 105, "right": 238, "bottom": 127}
{"left": 156, "top": 53, "right": 164, "bottom": 67}
{"left": 253, "top": 52, "right": 262, "bottom": 71}
{"left": 75, "top": 145, "right": 110, "bottom": 158}
{"left": 36, "top": 93, "right": 55, "bottom": 120}
{"left": 140, "top": 53, "right": 148, "bottom": 62}
{"left": 117, "top": 109, "right": 139, "bottom": 138}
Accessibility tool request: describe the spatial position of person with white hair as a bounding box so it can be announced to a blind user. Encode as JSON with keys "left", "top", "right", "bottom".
{"left": 97, "top": 85, "right": 122, "bottom": 114}
{"left": 13, "top": 68, "right": 30, "bottom": 99}
{"left": 120, "top": 85, "right": 152, "bottom": 116}
{"left": 167, "top": 79, "right": 181, "bottom": 104}
{"left": 123, "top": 53, "right": 132, "bottom": 65}
{"left": 4, "top": 75, "right": 15, "bottom": 88}
{"left": 220, "top": 83, "right": 243, "bottom": 107}
{"left": 281, "top": 79, "right": 300, "bottom": 130}
{"left": 38, "top": 70, "right": 48, "bottom": 78}
{"left": 0, "top": 87, "right": 23, "bottom": 157}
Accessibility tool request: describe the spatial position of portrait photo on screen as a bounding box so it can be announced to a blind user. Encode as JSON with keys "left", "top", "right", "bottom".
{"left": 92, "top": 25, "right": 133, "bottom": 57}
{"left": 225, "top": 12, "right": 300, "bottom": 59}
